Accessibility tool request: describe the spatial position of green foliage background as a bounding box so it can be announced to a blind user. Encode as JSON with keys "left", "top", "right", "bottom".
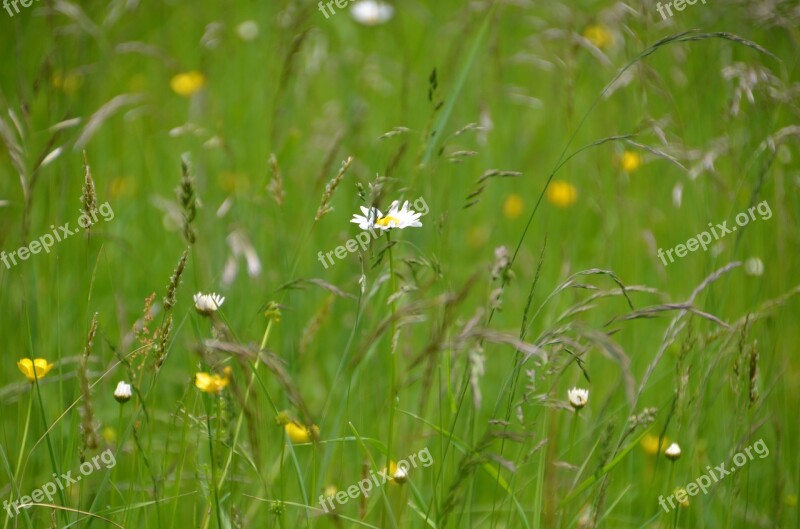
{"left": 0, "top": 0, "right": 798, "bottom": 527}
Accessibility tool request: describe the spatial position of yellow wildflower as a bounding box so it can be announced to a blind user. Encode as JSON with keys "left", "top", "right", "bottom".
{"left": 582, "top": 25, "right": 613, "bottom": 49}
{"left": 194, "top": 367, "right": 231, "bottom": 394}
{"left": 285, "top": 422, "right": 319, "bottom": 443}
{"left": 620, "top": 150, "right": 642, "bottom": 173}
{"left": 102, "top": 426, "right": 117, "bottom": 445}
{"left": 641, "top": 433, "right": 669, "bottom": 456}
{"left": 17, "top": 358, "right": 54, "bottom": 382}
{"left": 503, "top": 194, "right": 524, "bottom": 219}
{"left": 170, "top": 71, "right": 206, "bottom": 97}
{"left": 546, "top": 180, "right": 577, "bottom": 208}
{"left": 380, "top": 460, "right": 407, "bottom": 484}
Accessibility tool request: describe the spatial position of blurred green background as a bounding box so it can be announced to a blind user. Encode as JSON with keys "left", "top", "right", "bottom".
{"left": 0, "top": 0, "right": 798, "bottom": 527}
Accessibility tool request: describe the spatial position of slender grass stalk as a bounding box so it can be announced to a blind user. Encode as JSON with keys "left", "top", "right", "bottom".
{"left": 385, "top": 233, "right": 398, "bottom": 482}
{"left": 32, "top": 375, "right": 69, "bottom": 526}
{"left": 203, "top": 393, "right": 224, "bottom": 529}
{"left": 4, "top": 392, "right": 35, "bottom": 529}
{"left": 218, "top": 317, "right": 274, "bottom": 486}
{"left": 13, "top": 390, "right": 33, "bottom": 479}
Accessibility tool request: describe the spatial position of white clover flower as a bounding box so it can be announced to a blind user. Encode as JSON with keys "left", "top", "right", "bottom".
{"left": 114, "top": 381, "right": 132, "bottom": 403}
{"left": 350, "top": 200, "right": 423, "bottom": 231}
{"left": 350, "top": 0, "right": 394, "bottom": 26}
{"left": 567, "top": 387, "right": 589, "bottom": 410}
{"left": 237, "top": 20, "right": 259, "bottom": 41}
{"left": 744, "top": 257, "right": 764, "bottom": 276}
{"left": 665, "top": 442, "right": 682, "bottom": 461}
{"left": 194, "top": 292, "right": 225, "bottom": 315}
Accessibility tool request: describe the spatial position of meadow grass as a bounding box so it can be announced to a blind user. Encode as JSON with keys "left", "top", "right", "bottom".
{"left": 0, "top": 0, "right": 798, "bottom": 528}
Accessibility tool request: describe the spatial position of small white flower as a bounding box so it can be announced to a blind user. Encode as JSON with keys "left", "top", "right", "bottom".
{"left": 114, "top": 381, "right": 132, "bottom": 403}
{"left": 350, "top": 200, "right": 423, "bottom": 231}
{"left": 194, "top": 292, "right": 225, "bottom": 315}
{"left": 672, "top": 182, "right": 683, "bottom": 208}
{"left": 393, "top": 465, "right": 408, "bottom": 483}
{"left": 567, "top": 387, "right": 589, "bottom": 409}
{"left": 237, "top": 20, "right": 259, "bottom": 41}
{"left": 744, "top": 257, "right": 764, "bottom": 276}
{"left": 350, "top": 0, "right": 394, "bottom": 26}
{"left": 665, "top": 442, "right": 682, "bottom": 461}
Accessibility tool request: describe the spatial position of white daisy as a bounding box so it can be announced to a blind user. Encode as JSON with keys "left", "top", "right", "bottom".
{"left": 194, "top": 292, "right": 225, "bottom": 315}
{"left": 114, "top": 381, "right": 132, "bottom": 403}
{"left": 744, "top": 257, "right": 764, "bottom": 276}
{"left": 567, "top": 387, "right": 589, "bottom": 410}
{"left": 236, "top": 20, "right": 259, "bottom": 41}
{"left": 393, "top": 465, "right": 408, "bottom": 484}
{"left": 665, "top": 442, "right": 682, "bottom": 461}
{"left": 350, "top": 0, "right": 394, "bottom": 26}
{"left": 350, "top": 200, "right": 423, "bottom": 231}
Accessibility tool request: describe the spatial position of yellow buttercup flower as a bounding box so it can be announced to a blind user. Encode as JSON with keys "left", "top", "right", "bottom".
{"left": 620, "top": 151, "right": 642, "bottom": 173}
{"left": 582, "top": 24, "right": 613, "bottom": 49}
{"left": 194, "top": 367, "right": 231, "bottom": 394}
{"left": 284, "top": 422, "right": 319, "bottom": 443}
{"left": 17, "top": 358, "right": 54, "bottom": 382}
{"left": 170, "top": 71, "right": 206, "bottom": 97}
{"left": 503, "top": 194, "right": 524, "bottom": 219}
{"left": 102, "top": 426, "right": 117, "bottom": 445}
{"left": 640, "top": 433, "right": 669, "bottom": 456}
{"left": 546, "top": 180, "right": 577, "bottom": 208}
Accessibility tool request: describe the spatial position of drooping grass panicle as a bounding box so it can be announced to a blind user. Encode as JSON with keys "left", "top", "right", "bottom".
{"left": 314, "top": 156, "right": 353, "bottom": 222}
{"left": 163, "top": 249, "right": 188, "bottom": 313}
{"left": 155, "top": 250, "right": 188, "bottom": 369}
{"left": 81, "top": 150, "right": 98, "bottom": 222}
{"left": 79, "top": 312, "right": 100, "bottom": 459}
{"left": 177, "top": 155, "right": 197, "bottom": 244}
{"left": 267, "top": 153, "right": 285, "bottom": 206}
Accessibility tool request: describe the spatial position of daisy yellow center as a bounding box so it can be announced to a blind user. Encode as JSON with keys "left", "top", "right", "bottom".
{"left": 377, "top": 215, "right": 400, "bottom": 227}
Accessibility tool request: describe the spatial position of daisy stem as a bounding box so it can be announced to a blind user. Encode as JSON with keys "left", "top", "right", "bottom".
{"left": 114, "top": 404, "right": 123, "bottom": 481}
{"left": 218, "top": 318, "right": 273, "bottom": 487}
{"left": 570, "top": 409, "right": 579, "bottom": 455}
{"left": 386, "top": 233, "right": 397, "bottom": 475}
{"left": 668, "top": 462, "right": 677, "bottom": 528}
{"left": 114, "top": 403, "right": 132, "bottom": 524}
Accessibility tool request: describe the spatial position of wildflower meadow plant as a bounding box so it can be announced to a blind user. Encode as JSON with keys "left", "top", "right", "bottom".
{"left": 1, "top": 2, "right": 797, "bottom": 528}
{"left": 317, "top": 196, "right": 429, "bottom": 268}
{"left": 16, "top": 358, "right": 54, "bottom": 382}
